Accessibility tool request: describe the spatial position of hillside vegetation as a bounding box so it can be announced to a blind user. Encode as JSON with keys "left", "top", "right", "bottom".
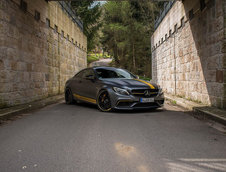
{"left": 72, "top": 0, "right": 165, "bottom": 77}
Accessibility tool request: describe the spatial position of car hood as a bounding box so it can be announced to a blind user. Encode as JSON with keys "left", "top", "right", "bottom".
{"left": 101, "top": 78, "right": 158, "bottom": 89}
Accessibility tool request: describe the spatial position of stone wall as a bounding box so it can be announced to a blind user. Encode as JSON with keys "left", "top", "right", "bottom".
{"left": 151, "top": 0, "right": 226, "bottom": 109}
{"left": 0, "top": 0, "right": 87, "bottom": 108}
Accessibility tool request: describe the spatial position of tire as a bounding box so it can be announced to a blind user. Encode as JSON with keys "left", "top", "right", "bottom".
{"left": 97, "top": 90, "right": 112, "bottom": 112}
{"left": 65, "top": 88, "right": 75, "bottom": 105}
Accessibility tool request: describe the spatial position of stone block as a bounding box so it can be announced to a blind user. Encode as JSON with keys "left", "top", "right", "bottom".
{"left": 223, "top": 98, "right": 226, "bottom": 109}
{"left": 223, "top": 54, "right": 226, "bottom": 68}
{"left": 27, "top": 63, "right": 33, "bottom": 72}
{"left": 0, "top": 0, "right": 8, "bottom": 10}
{"left": 224, "top": 70, "right": 226, "bottom": 82}
{"left": 215, "top": 97, "right": 223, "bottom": 108}
{"left": 0, "top": 98, "right": 8, "bottom": 109}
{"left": 224, "top": 84, "right": 226, "bottom": 97}
{"left": 11, "top": 61, "right": 17, "bottom": 71}
{"left": 222, "top": 42, "right": 226, "bottom": 53}
{"left": 224, "top": 28, "right": 226, "bottom": 39}
{"left": 201, "top": 94, "right": 210, "bottom": 105}
{"left": 0, "top": 9, "right": 10, "bottom": 22}
{"left": 7, "top": 48, "right": 18, "bottom": 61}
{"left": 179, "top": 49, "right": 183, "bottom": 57}
{"left": 0, "top": 83, "right": 11, "bottom": 93}
{"left": 17, "top": 62, "right": 27, "bottom": 71}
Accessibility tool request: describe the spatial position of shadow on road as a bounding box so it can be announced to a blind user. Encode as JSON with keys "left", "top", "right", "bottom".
{"left": 68, "top": 102, "right": 165, "bottom": 114}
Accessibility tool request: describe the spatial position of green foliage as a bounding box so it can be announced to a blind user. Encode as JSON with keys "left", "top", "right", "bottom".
{"left": 101, "top": 0, "right": 161, "bottom": 76}
{"left": 87, "top": 54, "right": 99, "bottom": 64}
{"left": 87, "top": 53, "right": 111, "bottom": 64}
{"left": 172, "top": 100, "right": 177, "bottom": 105}
{"left": 71, "top": 1, "right": 102, "bottom": 52}
{"left": 139, "top": 76, "right": 151, "bottom": 81}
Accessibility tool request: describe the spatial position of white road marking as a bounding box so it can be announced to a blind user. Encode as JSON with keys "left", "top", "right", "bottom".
{"left": 197, "top": 163, "right": 226, "bottom": 171}
{"left": 22, "top": 166, "right": 27, "bottom": 169}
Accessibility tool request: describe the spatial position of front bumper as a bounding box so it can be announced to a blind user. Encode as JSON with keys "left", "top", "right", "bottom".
{"left": 107, "top": 88, "right": 165, "bottom": 110}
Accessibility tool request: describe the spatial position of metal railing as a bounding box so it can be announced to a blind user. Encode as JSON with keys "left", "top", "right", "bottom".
{"left": 58, "top": 1, "right": 83, "bottom": 31}
{"left": 154, "top": 1, "right": 175, "bottom": 30}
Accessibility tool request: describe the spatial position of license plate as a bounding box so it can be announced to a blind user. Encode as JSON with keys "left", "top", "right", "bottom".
{"left": 140, "top": 98, "right": 154, "bottom": 103}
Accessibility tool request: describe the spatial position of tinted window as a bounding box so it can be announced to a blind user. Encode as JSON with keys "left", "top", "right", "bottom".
{"left": 95, "top": 68, "right": 135, "bottom": 79}
{"left": 82, "top": 69, "right": 94, "bottom": 78}
{"left": 74, "top": 70, "right": 85, "bottom": 78}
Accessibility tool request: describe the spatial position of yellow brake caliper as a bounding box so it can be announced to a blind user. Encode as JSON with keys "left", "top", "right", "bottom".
{"left": 102, "top": 94, "right": 106, "bottom": 102}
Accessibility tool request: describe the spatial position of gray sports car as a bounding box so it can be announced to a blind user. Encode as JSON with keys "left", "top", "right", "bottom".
{"left": 65, "top": 66, "right": 164, "bottom": 111}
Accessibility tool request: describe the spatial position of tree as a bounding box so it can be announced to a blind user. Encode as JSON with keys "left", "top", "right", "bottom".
{"left": 71, "top": 1, "right": 102, "bottom": 52}
{"left": 101, "top": 0, "right": 162, "bottom": 76}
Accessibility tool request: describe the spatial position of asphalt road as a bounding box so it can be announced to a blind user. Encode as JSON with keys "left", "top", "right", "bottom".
{"left": 0, "top": 102, "right": 226, "bottom": 172}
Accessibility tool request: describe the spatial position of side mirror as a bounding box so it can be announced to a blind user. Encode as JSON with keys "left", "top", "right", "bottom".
{"left": 136, "top": 75, "right": 140, "bottom": 79}
{"left": 85, "top": 75, "right": 95, "bottom": 80}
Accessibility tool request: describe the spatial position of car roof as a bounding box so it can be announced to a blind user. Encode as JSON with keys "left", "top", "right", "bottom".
{"left": 92, "top": 66, "right": 120, "bottom": 70}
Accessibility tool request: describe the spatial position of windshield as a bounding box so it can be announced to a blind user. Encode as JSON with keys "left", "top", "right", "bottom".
{"left": 95, "top": 68, "right": 136, "bottom": 79}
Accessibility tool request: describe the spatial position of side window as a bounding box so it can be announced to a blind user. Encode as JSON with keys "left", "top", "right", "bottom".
{"left": 83, "top": 69, "right": 94, "bottom": 78}
{"left": 74, "top": 70, "right": 85, "bottom": 78}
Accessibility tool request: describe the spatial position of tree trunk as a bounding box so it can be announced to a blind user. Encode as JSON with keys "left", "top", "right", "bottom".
{"left": 133, "top": 43, "right": 135, "bottom": 70}
{"left": 113, "top": 45, "right": 119, "bottom": 65}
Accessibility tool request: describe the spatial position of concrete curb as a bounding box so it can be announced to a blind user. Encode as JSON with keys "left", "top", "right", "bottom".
{"left": 193, "top": 107, "right": 226, "bottom": 126}
{"left": 0, "top": 94, "right": 64, "bottom": 120}
{"left": 165, "top": 94, "right": 226, "bottom": 126}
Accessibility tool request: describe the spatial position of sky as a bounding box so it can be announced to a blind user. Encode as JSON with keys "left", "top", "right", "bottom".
{"left": 92, "top": 1, "right": 106, "bottom": 6}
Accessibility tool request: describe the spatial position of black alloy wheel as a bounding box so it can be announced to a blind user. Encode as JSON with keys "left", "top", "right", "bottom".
{"left": 97, "top": 90, "right": 112, "bottom": 112}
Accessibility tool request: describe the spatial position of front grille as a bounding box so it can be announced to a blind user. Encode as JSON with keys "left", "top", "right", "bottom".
{"left": 131, "top": 89, "right": 158, "bottom": 98}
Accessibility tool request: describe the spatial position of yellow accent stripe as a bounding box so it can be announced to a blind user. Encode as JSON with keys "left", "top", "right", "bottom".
{"left": 74, "top": 94, "right": 96, "bottom": 104}
{"left": 101, "top": 108, "right": 112, "bottom": 112}
{"left": 135, "top": 79, "right": 155, "bottom": 89}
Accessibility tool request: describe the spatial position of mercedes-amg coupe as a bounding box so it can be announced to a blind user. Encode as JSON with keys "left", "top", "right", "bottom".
{"left": 65, "top": 67, "right": 164, "bottom": 111}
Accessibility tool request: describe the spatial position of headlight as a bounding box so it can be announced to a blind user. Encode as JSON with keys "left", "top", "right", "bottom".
{"left": 158, "top": 85, "right": 163, "bottom": 94}
{"left": 113, "top": 87, "right": 130, "bottom": 95}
